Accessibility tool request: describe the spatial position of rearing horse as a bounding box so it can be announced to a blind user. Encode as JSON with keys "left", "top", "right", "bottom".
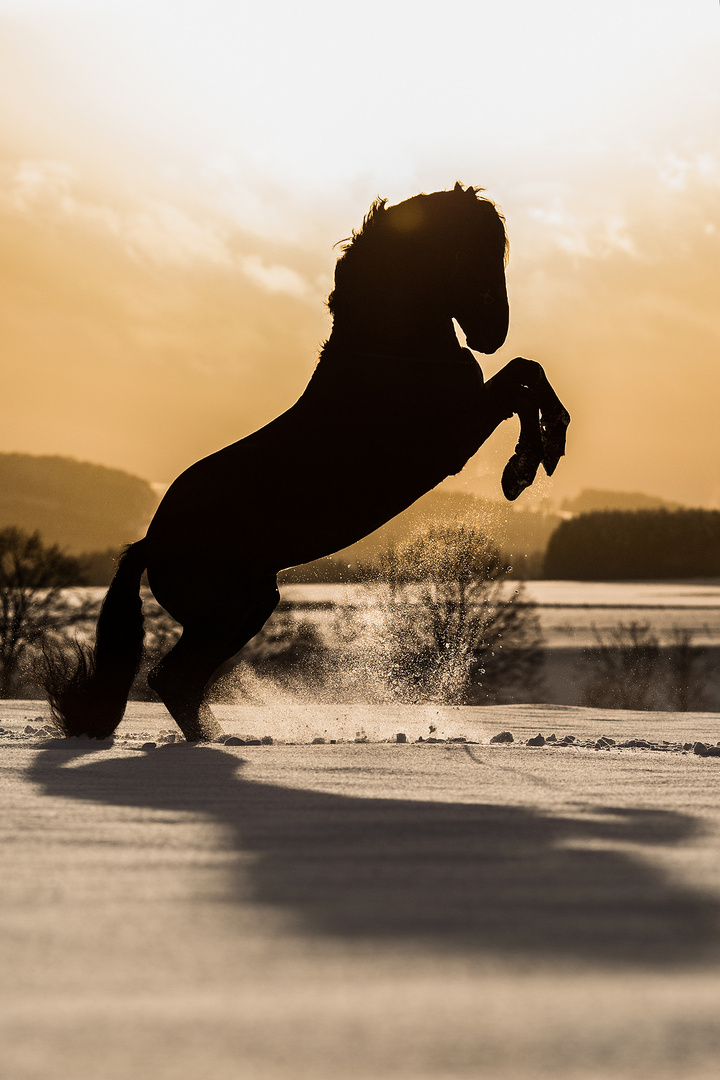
{"left": 44, "top": 183, "right": 569, "bottom": 741}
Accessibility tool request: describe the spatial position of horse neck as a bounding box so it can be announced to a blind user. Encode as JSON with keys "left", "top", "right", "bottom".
{"left": 327, "top": 310, "right": 462, "bottom": 362}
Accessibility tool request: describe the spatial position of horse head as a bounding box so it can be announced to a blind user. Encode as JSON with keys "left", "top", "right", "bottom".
{"left": 328, "top": 182, "right": 509, "bottom": 356}
{"left": 425, "top": 183, "right": 509, "bottom": 354}
{"left": 440, "top": 182, "right": 509, "bottom": 354}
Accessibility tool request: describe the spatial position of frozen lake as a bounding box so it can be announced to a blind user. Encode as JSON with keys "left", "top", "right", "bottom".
{"left": 283, "top": 580, "right": 720, "bottom": 608}
{"left": 282, "top": 580, "right": 720, "bottom": 648}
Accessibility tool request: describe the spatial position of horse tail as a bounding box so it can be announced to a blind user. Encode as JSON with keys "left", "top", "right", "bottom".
{"left": 42, "top": 538, "right": 148, "bottom": 739}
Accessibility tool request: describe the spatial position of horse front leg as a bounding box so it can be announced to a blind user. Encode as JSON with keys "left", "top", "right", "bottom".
{"left": 506, "top": 356, "right": 570, "bottom": 476}
{"left": 500, "top": 388, "right": 544, "bottom": 501}
{"left": 483, "top": 357, "right": 570, "bottom": 501}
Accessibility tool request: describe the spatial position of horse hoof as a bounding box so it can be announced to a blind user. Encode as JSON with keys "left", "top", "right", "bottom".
{"left": 542, "top": 451, "right": 561, "bottom": 476}
{"left": 501, "top": 454, "right": 538, "bottom": 501}
{"left": 541, "top": 410, "right": 570, "bottom": 476}
{"left": 541, "top": 439, "right": 565, "bottom": 476}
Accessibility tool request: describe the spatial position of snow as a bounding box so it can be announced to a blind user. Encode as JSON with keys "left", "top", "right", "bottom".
{"left": 2, "top": 700, "right": 720, "bottom": 1079}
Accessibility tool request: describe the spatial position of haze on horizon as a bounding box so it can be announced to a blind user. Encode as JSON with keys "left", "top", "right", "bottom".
{"left": 1, "top": 0, "right": 719, "bottom": 509}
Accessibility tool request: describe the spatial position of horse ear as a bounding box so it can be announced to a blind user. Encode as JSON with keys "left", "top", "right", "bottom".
{"left": 454, "top": 181, "right": 464, "bottom": 193}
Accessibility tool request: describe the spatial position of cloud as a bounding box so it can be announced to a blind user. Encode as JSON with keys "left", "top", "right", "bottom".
{"left": 518, "top": 150, "right": 720, "bottom": 266}
{"left": 5, "top": 158, "right": 77, "bottom": 209}
{"left": 524, "top": 200, "right": 639, "bottom": 260}
{"left": 0, "top": 158, "right": 316, "bottom": 299}
{"left": 654, "top": 151, "right": 720, "bottom": 193}
{"left": 1, "top": 158, "right": 230, "bottom": 262}
{"left": 239, "top": 255, "right": 310, "bottom": 299}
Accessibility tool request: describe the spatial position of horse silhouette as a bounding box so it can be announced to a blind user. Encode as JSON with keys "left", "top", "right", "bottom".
{"left": 44, "top": 183, "right": 569, "bottom": 741}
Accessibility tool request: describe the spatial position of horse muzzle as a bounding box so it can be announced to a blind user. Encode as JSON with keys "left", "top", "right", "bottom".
{"left": 457, "top": 292, "right": 509, "bottom": 354}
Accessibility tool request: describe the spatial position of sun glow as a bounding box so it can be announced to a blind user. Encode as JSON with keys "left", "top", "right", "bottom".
{"left": 3, "top": 1, "right": 717, "bottom": 202}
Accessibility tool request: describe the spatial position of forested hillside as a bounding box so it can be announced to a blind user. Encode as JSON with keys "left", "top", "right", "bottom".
{"left": 545, "top": 508, "right": 720, "bottom": 579}
{"left": 0, "top": 453, "right": 158, "bottom": 553}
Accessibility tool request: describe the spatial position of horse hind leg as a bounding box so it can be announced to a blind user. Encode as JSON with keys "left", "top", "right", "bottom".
{"left": 148, "top": 586, "right": 280, "bottom": 742}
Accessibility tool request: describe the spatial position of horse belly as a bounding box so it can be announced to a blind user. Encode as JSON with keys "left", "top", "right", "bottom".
{"left": 144, "top": 369, "right": 485, "bottom": 580}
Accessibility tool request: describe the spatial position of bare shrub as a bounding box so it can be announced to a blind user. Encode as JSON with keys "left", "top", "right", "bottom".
{"left": 581, "top": 621, "right": 712, "bottom": 711}
{"left": 581, "top": 622, "right": 660, "bottom": 710}
{"left": 663, "top": 627, "right": 714, "bottom": 711}
{"left": 351, "top": 524, "right": 543, "bottom": 704}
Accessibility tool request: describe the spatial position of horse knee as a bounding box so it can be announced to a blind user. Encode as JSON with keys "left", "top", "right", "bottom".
{"left": 508, "top": 356, "right": 545, "bottom": 387}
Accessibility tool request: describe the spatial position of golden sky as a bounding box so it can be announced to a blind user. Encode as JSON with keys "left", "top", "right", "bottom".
{"left": 1, "top": 0, "right": 719, "bottom": 507}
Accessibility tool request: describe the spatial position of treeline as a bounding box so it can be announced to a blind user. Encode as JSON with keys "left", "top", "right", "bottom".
{"left": 545, "top": 508, "right": 720, "bottom": 579}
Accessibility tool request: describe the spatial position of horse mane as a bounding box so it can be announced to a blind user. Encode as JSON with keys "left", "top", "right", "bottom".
{"left": 327, "top": 183, "right": 508, "bottom": 318}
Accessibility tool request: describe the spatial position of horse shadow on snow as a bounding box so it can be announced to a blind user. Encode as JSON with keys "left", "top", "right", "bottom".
{"left": 30, "top": 743, "right": 719, "bottom": 969}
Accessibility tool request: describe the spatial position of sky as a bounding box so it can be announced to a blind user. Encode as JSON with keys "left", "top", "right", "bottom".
{"left": 1, "top": 0, "right": 719, "bottom": 508}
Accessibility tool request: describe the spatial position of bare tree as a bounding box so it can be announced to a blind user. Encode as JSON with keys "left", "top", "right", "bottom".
{"left": 0, "top": 528, "right": 87, "bottom": 697}
{"left": 357, "top": 524, "right": 543, "bottom": 704}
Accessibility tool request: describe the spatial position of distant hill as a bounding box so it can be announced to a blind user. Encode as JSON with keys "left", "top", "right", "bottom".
{"left": 281, "top": 489, "right": 561, "bottom": 582}
{"left": 0, "top": 453, "right": 158, "bottom": 553}
{"left": 561, "top": 488, "right": 682, "bottom": 515}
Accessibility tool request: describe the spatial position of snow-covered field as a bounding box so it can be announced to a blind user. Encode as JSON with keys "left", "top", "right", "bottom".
{"left": 2, "top": 700, "right": 720, "bottom": 1080}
